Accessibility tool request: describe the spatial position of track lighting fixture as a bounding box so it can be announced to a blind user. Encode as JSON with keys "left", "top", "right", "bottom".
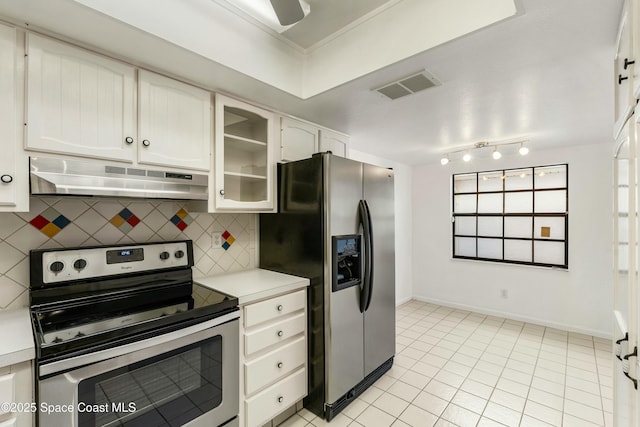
{"left": 439, "top": 139, "right": 529, "bottom": 165}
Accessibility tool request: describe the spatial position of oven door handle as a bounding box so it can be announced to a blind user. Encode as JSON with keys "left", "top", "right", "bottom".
{"left": 39, "top": 311, "right": 239, "bottom": 377}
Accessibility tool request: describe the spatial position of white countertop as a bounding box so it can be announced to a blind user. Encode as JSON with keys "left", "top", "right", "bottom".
{"left": 195, "top": 268, "right": 309, "bottom": 305}
{"left": 0, "top": 308, "right": 35, "bottom": 367}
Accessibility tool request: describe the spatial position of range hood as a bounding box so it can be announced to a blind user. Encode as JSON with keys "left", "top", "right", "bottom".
{"left": 30, "top": 157, "right": 208, "bottom": 200}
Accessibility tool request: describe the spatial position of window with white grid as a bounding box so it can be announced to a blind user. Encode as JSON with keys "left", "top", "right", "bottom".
{"left": 452, "top": 164, "right": 568, "bottom": 268}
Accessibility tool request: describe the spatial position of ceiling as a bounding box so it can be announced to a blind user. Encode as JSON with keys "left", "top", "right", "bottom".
{"left": 223, "top": 0, "right": 397, "bottom": 49}
{"left": 0, "top": 0, "right": 624, "bottom": 166}
{"left": 279, "top": 0, "right": 396, "bottom": 49}
{"left": 327, "top": 0, "right": 622, "bottom": 164}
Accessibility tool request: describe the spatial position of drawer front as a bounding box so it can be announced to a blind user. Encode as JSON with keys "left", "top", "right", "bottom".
{"left": 0, "top": 373, "right": 15, "bottom": 416}
{"left": 244, "top": 290, "right": 305, "bottom": 328}
{"left": 245, "top": 368, "right": 306, "bottom": 427}
{"left": 245, "top": 312, "right": 305, "bottom": 356}
{"left": 245, "top": 336, "right": 306, "bottom": 395}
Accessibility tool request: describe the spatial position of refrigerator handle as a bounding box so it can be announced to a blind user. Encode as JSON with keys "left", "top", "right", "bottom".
{"left": 363, "top": 200, "right": 374, "bottom": 312}
{"left": 358, "top": 200, "right": 371, "bottom": 313}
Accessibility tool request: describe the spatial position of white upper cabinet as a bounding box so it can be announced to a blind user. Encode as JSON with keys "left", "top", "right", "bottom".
{"left": 26, "top": 33, "right": 136, "bottom": 162}
{"left": 26, "top": 35, "right": 212, "bottom": 172}
{"left": 0, "top": 23, "right": 27, "bottom": 212}
{"left": 280, "top": 117, "right": 318, "bottom": 162}
{"left": 319, "top": 128, "right": 349, "bottom": 158}
{"left": 214, "top": 94, "right": 276, "bottom": 211}
{"left": 138, "top": 70, "right": 211, "bottom": 171}
{"left": 616, "top": 0, "right": 635, "bottom": 138}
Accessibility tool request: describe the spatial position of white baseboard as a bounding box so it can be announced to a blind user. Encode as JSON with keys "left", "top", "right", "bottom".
{"left": 412, "top": 295, "right": 611, "bottom": 339}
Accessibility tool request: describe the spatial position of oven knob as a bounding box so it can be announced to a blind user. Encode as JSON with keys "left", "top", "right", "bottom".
{"left": 49, "top": 261, "right": 64, "bottom": 273}
{"left": 175, "top": 250, "right": 185, "bottom": 259}
{"left": 160, "top": 251, "right": 170, "bottom": 260}
{"left": 73, "top": 259, "right": 87, "bottom": 271}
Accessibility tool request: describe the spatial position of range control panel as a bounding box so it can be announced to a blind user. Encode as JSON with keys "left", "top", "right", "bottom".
{"left": 38, "top": 241, "right": 192, "bottom": 284}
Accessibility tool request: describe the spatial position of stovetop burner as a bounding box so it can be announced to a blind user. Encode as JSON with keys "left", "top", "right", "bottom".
{"left": 29, "top": 240, "right": 238, "bottom": 363}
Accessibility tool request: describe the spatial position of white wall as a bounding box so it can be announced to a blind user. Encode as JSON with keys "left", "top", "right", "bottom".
{"left": 412, "top": 143, "right": 613, "bottom": 337}
{"left": 349, "top": 149, "right": 413, "bottom": 306}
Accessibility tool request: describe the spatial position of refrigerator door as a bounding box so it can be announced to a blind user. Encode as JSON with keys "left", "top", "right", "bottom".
{"left": 325, "top": 155, "right": 365, "bottom": 404}
{"left": 363, "top": 163, "right": 396, "bottom": 376}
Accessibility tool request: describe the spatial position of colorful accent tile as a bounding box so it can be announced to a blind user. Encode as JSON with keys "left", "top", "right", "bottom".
{"left": 110, "top": 215, "right": 125, "bottom": 228}
{"left": 29, "top": 207, "right": 71, "bottom": 238}
{"left": 220, "top": 230, "right": 235, "bottom": 251}
{"left": 170, "top": 208, "right": 194, "bottom": 231}
{"left": 110, "top": 208, "right": 141, "bottom": 234}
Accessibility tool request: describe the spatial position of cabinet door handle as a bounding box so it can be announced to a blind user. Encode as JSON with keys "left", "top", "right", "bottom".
{"left": 277, "top": 304, "right": 283, "bottom": 312}
{"left": 219, "top": 189, "right": 225, "bottom": 196}
{"left": 625, "top": 58, "right": 636, "bottom": 70}
{"left": 142, "top": 139, "right": 151, "bottom": 147}
{"left": 0, "top": 175, "right": 13, "bottom": 184}
{"left": 277, "top": 396, "right": 284, "bottom": 403}
{"left": 277, "top": 330, "right": 284, "bottom": 337}
{"left": 125, "top": 136, "right": 134, "bottom": 144}
{"left": 277, "top": 362, "right": 283, "bottom": 369}
{"left": 619, "top": 74, "right": 629, "bottom": 85}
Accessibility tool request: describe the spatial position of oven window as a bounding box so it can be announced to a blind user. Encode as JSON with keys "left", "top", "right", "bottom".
{"left": 78, "top": 336, "right": 222, "bottom": 427}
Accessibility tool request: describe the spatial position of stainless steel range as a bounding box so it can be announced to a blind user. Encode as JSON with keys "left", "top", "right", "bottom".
{"left": 29, "top": 240, "right": 239, "bottom": 427}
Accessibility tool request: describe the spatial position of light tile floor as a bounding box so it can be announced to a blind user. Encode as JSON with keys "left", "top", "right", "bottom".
{"left": 280, "top": 300, "right": 613, "bottom": 427}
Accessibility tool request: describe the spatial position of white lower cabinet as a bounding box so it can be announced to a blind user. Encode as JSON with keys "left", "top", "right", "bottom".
{"left": 245, "top": 337, "right": 305, "bottom": 395}
{"left": 240, "top": 290, "right": 307, "bottom": 427}
{"left": 245, "top": 368, "right": 306, "bottom": 427}
{"left": 0, "top": 361, "right": 33, "bottom": 427}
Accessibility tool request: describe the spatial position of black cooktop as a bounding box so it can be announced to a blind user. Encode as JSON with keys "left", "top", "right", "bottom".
{"left": 29, "top": 240, "right": 238, "bottom": 363}
{"left": 32, "top": 282, "right": 238, "bottom": 363}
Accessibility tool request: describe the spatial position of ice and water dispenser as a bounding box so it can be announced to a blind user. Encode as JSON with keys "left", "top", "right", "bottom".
{"left": 332, "top": 235, "right": 362, "bottom": 291}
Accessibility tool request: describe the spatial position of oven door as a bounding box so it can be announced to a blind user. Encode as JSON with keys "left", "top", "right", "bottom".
{"left": 38, "top": 312, "right": 239, "bottom": 427}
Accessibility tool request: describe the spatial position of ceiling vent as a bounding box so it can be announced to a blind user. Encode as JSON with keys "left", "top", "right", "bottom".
{"left": 373, "top": 70, "right": 440, "bottom": 100}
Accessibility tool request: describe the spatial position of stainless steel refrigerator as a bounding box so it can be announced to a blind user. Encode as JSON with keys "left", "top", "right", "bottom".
{"left": 260, "top": 153, "right": 395, "bottom": 421}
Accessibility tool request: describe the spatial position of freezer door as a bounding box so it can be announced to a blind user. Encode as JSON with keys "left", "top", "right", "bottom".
{"left": 363, "top": 163, "right": 395, "bottom": 376}
{"left": 325, "top": 155, "right": 365, "bottom": 404}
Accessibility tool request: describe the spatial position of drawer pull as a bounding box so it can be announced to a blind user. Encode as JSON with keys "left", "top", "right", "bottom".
{"left": 277, "top": 396, "right": 284, "bottom": 403}
{"left": 0, "top": 175, "right": 13, "bottom": 184}
{"left": 277, "top": 330, "right": 284, "bottom": 337}
{"left": 277, "top": 362, "right": 283, "bottom": 369}
{"left": 277, "top": 304, "right": 283, "bottom": 312}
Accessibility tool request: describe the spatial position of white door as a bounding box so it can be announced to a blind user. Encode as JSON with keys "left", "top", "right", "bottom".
{"left": 0, "top": 23, "right": 25, "bottom": 211}
{"left": 614, "top": 120, "right": 639, "bottom": 427}
{"left": 319, "top": 129, "right": 349, "bottom": 158}
{"left": 26, "top": 34, "right": 136, "bottom": 162}
{"left": 281, "top": 117, "right": 318, "bottom": 162}
{"left": 137, "top": 70, "right": 211, "bottom": 171}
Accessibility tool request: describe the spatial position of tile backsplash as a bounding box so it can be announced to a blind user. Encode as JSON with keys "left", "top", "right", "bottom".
{"left": 0, "top": 197, "right": 257, "bottom": 310}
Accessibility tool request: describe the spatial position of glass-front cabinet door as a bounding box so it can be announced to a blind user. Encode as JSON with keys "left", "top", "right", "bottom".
{"left": 214, "top": 94, "right": 276, "bottom": 212}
